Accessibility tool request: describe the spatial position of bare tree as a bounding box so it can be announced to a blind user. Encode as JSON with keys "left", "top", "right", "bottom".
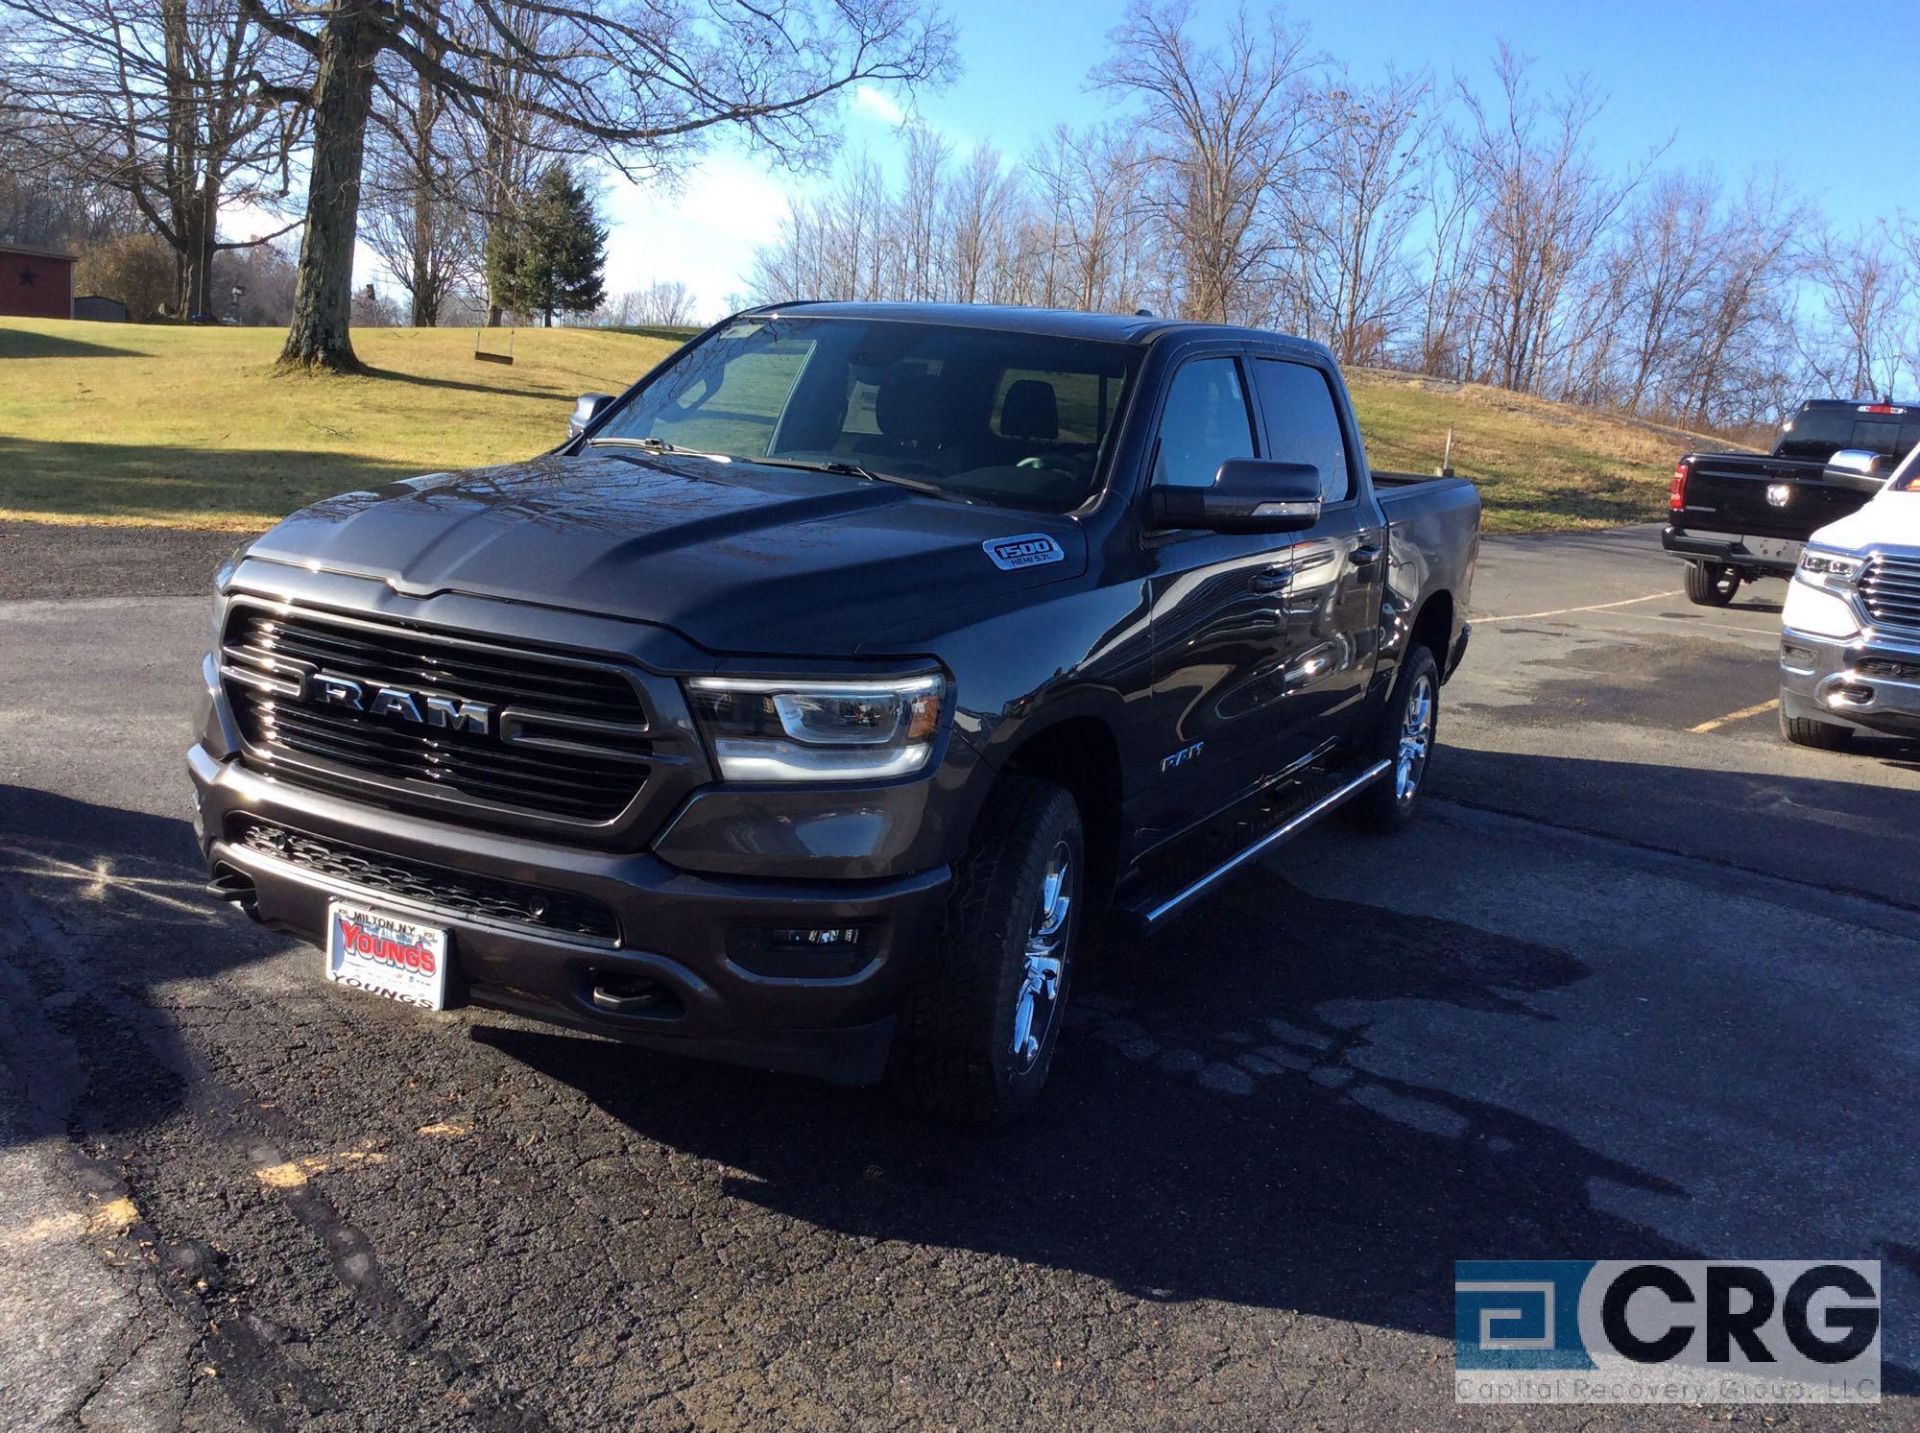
{"left": 1093, "top": 0, "right": 1321, "bottom": 324}
{"left": 0, "top": 0, "right": 305, "bottom": 317}
{"left": 1803, "top": 221, "right": 1913, "bottom": 400}
{"left": 1288, "top": 66, "right": 1429, "bottom": 363}
{"left": 896, "top": 123, "right": 951, "bottom": 301}
{"left": 943, "top": 143, "right": 1019, "bottom": 304}
{"left": 1452, "top": 46, "right": 1652, "bottom": 393}
{"left": 1411, "top": 120, "right": 1487, "bottom": 376}
{"left": 1027, "top": 123, "right": 1154, "bottom": 313}
{"left": 1684, "top": 176, "right": 1806, "bottom": 426}
{"left": 242, "top": 0, "right": 957, "bottom": 373}
{"left": 361, "top": 31, "right": 480, "bottom": 326}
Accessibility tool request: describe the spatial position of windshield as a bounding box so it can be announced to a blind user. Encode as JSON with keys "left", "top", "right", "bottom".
{"left": 590, "top": 316, "right": 1141, "bottom": 512}
{"left": 1893, "top": 444, "right": 1920, "bottom": 491}
{"left": 1773, "top": 407, "right": 1920, "bottom": 462}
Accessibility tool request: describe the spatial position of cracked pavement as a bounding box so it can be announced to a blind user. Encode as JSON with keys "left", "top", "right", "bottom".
{"left": 1, "top": 525, "right": 1917, "bottom": 1429}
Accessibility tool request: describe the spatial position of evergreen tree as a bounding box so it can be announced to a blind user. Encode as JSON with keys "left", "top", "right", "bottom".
{"left": 491, "top": 164, "right": 608, "bottom": 326}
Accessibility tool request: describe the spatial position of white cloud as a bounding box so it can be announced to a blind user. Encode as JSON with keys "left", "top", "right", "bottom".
{"left": 599, "top": 150, "right": 803, "bottom": 320}
{"left": 851, "top": 84, "right": 908, "bottom": 127}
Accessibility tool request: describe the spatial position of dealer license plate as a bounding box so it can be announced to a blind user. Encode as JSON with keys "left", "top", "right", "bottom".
{"left": 325, "top": 900, "right": 449, "bottom": 1011}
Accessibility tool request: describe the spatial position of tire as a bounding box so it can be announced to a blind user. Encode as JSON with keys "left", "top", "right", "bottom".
{"left": 1779, "top": 702, "right": 1853, "bottom": 751}
{"left": 1685, "top": 561, "right": 1741, "bottom": 606}
{"left": 1348, "top": 644, "right": 1440, "bottom": 834}
{"left": 886, "top": 776, "right": 1084, "bottom": 1126}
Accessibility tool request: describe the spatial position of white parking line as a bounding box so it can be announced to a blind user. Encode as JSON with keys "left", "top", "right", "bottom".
{"left": 1476, "top": 589, "right": 1683, "bottom": 623}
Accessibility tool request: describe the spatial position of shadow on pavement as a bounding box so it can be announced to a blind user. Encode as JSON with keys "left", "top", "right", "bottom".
{"left": 0, "top": 786, "right": 278, "bottom": 1153}
{"left": 1431, "top": 744, "right": 1920, "bottom": 911}
{"left": 476, "top": 882, "right": 1695, "bottom": 1344}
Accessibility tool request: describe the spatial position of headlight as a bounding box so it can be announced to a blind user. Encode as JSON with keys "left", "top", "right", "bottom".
{"left": 1797, "top": 546, "right": 1865, "bottom": 591}
{"left": 686, "top": 673, "right": 947, "bottom": 781}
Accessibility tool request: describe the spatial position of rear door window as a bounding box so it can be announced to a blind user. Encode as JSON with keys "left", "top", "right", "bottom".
{"left": 1251, "top": 359, "right": 1352, "bottom": 502}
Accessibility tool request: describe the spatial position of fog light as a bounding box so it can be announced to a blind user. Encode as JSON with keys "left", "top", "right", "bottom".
{"left": 772, "top": 927, "right": 862, "bottom": 945}
{"left": 1780, "top": 641, "right": 1817, "bottom": 673}
{"left": 728, "top": 926, "right": 873, "bottom": 979}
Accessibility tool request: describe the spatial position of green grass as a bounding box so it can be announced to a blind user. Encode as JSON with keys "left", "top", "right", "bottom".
{"left": 1348, "top": 371, "right": 1744, "bottom": 534}
{"left": 0, "top": 317, "right": 1721, "bottom": 533}
{"left": 0, "top": 320, "right": 679, "bottom": 529}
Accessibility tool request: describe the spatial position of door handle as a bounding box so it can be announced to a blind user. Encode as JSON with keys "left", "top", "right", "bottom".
{"left": 1251, "top": 567, "right": 1291, "bottom": 593}
{"left": 1350, "top": 544, "right": 1383, "bottom": 569}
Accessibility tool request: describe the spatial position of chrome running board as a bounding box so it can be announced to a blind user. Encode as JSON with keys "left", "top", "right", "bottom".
{"left": 1127, "top": 759, "right": 1392, "bottom": 931}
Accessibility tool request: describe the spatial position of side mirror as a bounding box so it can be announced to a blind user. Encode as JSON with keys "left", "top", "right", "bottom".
{"left": 1151, "top": 458, "right": 1323, "bottom": 533}
{"left": 569, "top": 392, "right": 614, "bottom": 440}
{"left": 1826, "top": 448, "right": 1883, "bottom": 477}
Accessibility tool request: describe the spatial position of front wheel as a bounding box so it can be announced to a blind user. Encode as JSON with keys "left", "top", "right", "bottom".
{"left": 1349, "top": 645, "right": 1440, "bottom": 834}
{"left": 1685, "top": 561, "right": 1741, "bottom": 606}
{"left": 887, "top": 776, "right": 1084, "bottom": 1125}
{"left": 1779, "top": 701, "right": 1854, "bottom": 751}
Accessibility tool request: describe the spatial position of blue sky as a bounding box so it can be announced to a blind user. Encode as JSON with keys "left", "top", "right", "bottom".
{"left": 586, "top": 0, "right": 1914, "bottom": 316}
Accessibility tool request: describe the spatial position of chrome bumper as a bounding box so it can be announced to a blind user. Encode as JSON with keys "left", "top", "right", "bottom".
{"left": 1780, "top": 625, "right": 1920, "bottom": 734}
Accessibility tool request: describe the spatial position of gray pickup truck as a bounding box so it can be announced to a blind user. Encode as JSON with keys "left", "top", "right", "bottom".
{"left": 191, "top": 302, "right": 1479, "bottom": 1122}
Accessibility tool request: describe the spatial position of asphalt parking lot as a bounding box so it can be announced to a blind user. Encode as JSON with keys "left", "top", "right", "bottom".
{"left": 1, "top": 521, "right": 1916, "bottom": 1429}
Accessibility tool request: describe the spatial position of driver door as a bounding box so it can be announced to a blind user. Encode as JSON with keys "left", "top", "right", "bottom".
{"left": 1142, "top": 354, "right": 1300, "bottom": 834}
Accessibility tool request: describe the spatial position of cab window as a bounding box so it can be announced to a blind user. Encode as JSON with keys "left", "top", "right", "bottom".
{"left": 1252, "top": 359, "right": 1351, "bottom": 502}
{"left": 1153, "top": 358, "right": 1256, "bottom": 489}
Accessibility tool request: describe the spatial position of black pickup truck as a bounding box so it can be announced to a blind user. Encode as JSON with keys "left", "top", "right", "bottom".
{"left": 1665, "top": 398, "right": 1912, "bottom": 605}
{"left": 190, "top": 303, "right": 1478, "bottom": 1123}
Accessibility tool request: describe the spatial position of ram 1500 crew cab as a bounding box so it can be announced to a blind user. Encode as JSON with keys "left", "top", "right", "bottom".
{"left": 1779, "top": 442, "right": 1920, "bottom": 749}
{"left": 190, "top": 303, "right": 1479, "bottom": 1123}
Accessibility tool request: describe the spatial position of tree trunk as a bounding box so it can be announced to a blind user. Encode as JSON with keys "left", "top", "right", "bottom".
{"left": 279, "top": 1, "right": 383, "bottom": 372}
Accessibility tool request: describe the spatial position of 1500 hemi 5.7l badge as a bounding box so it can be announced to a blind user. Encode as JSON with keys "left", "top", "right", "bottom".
{"left": 983, "top": 533, "right": 1066, "bottom": 571}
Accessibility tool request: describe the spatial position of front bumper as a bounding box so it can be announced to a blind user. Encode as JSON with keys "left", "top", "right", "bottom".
{"left": 1663, "top": 526, "right": 1803, "bottom": 577}
{"left": 189, "top": 743, "right": 951, "bottom": 1084}
{"left": 1779, "top": 625, "right": 1920, "bottom": 739}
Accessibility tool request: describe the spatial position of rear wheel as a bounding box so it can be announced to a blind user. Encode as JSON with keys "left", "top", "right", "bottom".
{"left": 1779, "top": 702, "right": 1853, "bottom": 751}
{"left": 1349, "top": 644, "right": 1440, "bottom": 834}
{"left": 1685, "top": 561, "right": 1741, "bottom": 606}
{"left": 887, "top": 776, "right": 1084, "bottom": 1125}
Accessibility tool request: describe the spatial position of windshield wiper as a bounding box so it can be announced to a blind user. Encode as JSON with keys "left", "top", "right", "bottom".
{"left": 589, "top": 436, "right": 684, "bottom": 454}
{"left": 752, "top": 456, "right": 957, "bottom": 500}
{"left": 588, "top": 436, "right": 731, "bottom": 462}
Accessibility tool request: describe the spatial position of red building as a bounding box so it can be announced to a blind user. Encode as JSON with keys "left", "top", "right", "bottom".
{"left": 0, "top": 244, "right": 76, "bottom": 320}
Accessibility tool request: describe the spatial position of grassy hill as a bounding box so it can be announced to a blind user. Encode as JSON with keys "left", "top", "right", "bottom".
{"left": 0, "top": 317, "right": 1711, "bottom": 533}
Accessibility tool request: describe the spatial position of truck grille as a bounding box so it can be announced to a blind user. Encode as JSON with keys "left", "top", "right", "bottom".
{"left": 1860, "top": 553, "right": 1920, "bottom": 633}
{"left": 220, "top": 603, "right": 652, "bottom": 825}
{"left": 231, "top": 817, "right": 619, "bottom": 943}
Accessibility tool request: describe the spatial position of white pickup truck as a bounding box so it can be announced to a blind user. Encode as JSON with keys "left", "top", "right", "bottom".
{"left": 1779, "top": 445, "right": 1920, "bottom": 748}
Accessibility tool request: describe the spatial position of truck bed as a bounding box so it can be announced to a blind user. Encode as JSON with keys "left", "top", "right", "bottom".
{"left": 1374, "top": 472, "right": 1480, "bottom": 676}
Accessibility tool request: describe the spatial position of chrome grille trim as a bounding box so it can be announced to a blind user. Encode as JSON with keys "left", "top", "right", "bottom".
{"left": 219, "top": 600, "right": 653, "bottom": 826}
{"left": 1861, "top": 552, "right": 1920, "bottom": 633}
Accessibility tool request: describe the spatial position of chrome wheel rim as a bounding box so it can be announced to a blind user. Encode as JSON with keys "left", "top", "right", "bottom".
{"left": 1395, "top": 673, "right": 1435, "bottom": 805}
{"left": 1011, "top": 841, "right": 1072, "bottom": 1072}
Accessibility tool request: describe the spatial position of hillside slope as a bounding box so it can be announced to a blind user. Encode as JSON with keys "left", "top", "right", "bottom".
{"left": 1, "top": 319, "right": 1699, "bottom": 533}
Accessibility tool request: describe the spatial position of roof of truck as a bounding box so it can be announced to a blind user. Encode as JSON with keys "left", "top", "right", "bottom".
{"left": 739, "top": 299, "right": 1294, "bottom": 348}
{"left": 1796, "top": 397, "right": 1920, "bottom": 411}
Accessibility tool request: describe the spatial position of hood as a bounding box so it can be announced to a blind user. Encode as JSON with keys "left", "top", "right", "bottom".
{"left": 1810, "top": 487, "right": 1920, "bottom": 553}
{"left": 243, "top": 453, "right": 1088, "bottom": 655}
